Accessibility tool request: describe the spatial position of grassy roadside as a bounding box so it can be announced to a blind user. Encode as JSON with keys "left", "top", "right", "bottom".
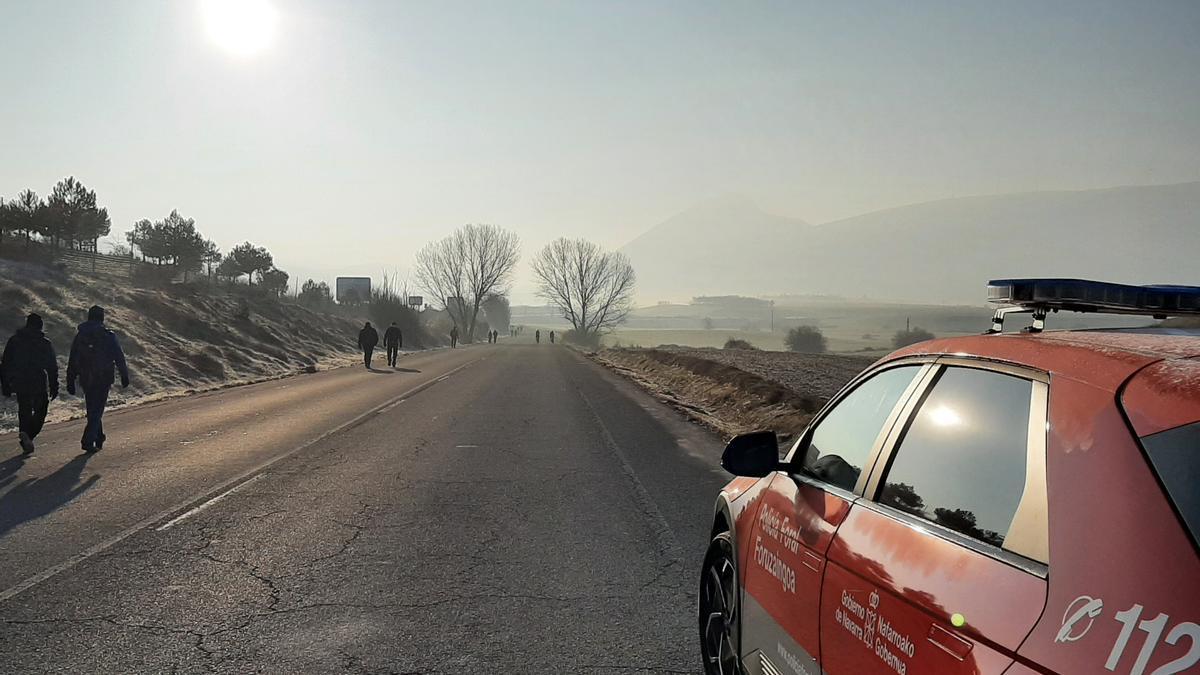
{"left": 1, "top": 258, "right": 367, "bottom": 434}
{"left": 588, "top": 347, "right": 871, "bottom": 443}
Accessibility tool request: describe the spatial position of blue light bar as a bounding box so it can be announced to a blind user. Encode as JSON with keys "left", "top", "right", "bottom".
{"left": 987, "top": 278, "right": 1200, "bottom": 318}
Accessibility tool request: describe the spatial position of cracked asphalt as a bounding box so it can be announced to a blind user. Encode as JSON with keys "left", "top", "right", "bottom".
{"left": 0, "top": 344, "right": 729, "bottom": 673}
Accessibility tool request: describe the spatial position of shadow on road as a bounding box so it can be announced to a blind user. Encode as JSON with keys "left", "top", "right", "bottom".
{"left": 0, "top": 453, "right": 100, "bottom": 537}
{"left": 366, "top": 368, "right": 395, "bottom": 375}
{"left": 0, "top": 453, "right": 30, "bottom": 490}
{"left": 393, "top": 368, "right": 421, "bottom": 373}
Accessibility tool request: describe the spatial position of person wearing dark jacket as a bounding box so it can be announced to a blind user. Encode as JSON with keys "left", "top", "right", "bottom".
{"left": 66, "top": 306, "right": 129, "bottom": 452}
{"left": 449, "top": 326, "right": 459, "bottom": 348}
{"left": 358, "top": 322, "right": 379, "bottom": 369}
{"left": 383, "top": 322, "right": 403, "bottom": 368}
{"left": 1, "top": 313, "right": 59, "bottom": 454}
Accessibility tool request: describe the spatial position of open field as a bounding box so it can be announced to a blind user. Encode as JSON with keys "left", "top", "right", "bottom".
{"left": 515, "top": 296, "right": 1158, "bottom": 354}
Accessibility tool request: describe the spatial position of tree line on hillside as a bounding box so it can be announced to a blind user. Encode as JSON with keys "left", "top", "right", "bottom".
{"left": 0, "top": 177, "right": 111, "bottom": 250}
{"left": 0, "top": 178, "right": 292, "bottom": 298}
{"left": 3, "top": 177, "right": 643, "bottom": 343}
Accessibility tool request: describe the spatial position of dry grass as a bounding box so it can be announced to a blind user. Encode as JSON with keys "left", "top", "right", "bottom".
{"left": 593, "top": 347, "right": 869, "bottom": 442}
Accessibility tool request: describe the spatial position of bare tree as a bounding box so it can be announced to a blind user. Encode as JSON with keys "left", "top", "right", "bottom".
{"left": 531, "top": 238, "right": 636, "bottom": 341}
{"left": 414, "top": 224, "right": 520, "bottom": 342}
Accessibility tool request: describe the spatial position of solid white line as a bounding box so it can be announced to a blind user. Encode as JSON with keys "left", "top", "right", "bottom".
{"left": 455, "top": 445, "right": 479, "bottom": 448}
{"left": 0, "top": 357, "right": 482, "bottom": 605}
{"left": 574, "top": 381, "right": 686, "bottom": 569}
{"left": 155, "top": 474, "right": 266, "bottom": 531}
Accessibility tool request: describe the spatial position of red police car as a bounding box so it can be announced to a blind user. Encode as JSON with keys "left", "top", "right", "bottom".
{"left": 701, "top": 280, "right": 1200, "bottom": 675}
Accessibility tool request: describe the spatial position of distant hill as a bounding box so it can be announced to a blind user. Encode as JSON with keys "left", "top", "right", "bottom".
{"left": 621, "top": 182, "right": 1200, "bottom": 304}
{"left": 620, "top": 195, "right": 812, "bottom": 301}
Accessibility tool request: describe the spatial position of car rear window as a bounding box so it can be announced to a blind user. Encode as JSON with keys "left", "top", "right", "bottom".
{"left": 1142, "top": 421, "right": 1200, "bottom": 548}
{"left": 877, "top": 367, "right": 1033, "bottom": 550}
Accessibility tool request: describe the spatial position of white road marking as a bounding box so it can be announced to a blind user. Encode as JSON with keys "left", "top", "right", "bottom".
{"left": 0, "top": 357, "right": 482, "bottom": 605}
{"left": 573, "top": 382, "right": 686, "bottom": 569}
{"left": 376, "top": 399, "right": 406, "bottom": 414}
{"left": 155, "top": 474, "right": 266, "bottom": 531}
{"left": 455, "top": 444, "right": 479, "bottom": 448}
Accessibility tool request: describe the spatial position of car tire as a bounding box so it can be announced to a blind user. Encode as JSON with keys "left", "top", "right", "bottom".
{"left": 699, "top": 531, "right": 742, "bottom": 675}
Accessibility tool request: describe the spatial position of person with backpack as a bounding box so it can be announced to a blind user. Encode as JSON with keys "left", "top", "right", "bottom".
{"left": 1, "top": 313, "right": 59, "bottom": 454}
{"left": 383, "top": 321, "right": 403, "bottom": 368}
{"left": 66, "top": 305, "right": 129, "bottom": 453}
{"left": 357, "top": 321, "right": 379, "bottom": 369}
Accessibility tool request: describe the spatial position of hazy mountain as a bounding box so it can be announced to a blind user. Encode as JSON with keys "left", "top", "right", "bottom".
{"left": 620, "top": 195, "right": 813, "bottom": 300}
{"left": 622, "top": 182, "right": 1200, "bottom": 304}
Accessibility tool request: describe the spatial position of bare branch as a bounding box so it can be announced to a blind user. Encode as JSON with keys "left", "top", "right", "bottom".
{"left": 415, "top": 224, "right": 520, "bottom": 342}
{"left": 532, "top": 238, "right": 636, "bottom": 340}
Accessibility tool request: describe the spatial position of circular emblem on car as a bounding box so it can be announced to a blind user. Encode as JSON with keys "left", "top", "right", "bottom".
{"left": 1056, "top": 595, "right": 1104, "bottom": 643}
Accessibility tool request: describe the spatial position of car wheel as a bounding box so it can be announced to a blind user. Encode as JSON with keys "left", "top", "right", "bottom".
{"left": 699, "top": 531, "right": 741, "bottom": 675}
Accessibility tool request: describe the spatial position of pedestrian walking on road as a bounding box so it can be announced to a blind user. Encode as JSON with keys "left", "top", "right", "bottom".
{"left": 535, "top": 329, "right": 541, "bottom": 344}
{"left": 549, "top": 331, "right": 556, "bottom": 344}
{"left": 1, "top": 313, "right": 59, "bottom": 454}
{"left": 384, "top": 322, "right": 403, "bottom": 367}
{"left": 358, "top": 322, "right": 379, "bottom": 369}
{"left": 66, "top": 306, "right": 129, "bottom": 453}
{"left": 450, "top": 326, "right": 459, "bottom": 348}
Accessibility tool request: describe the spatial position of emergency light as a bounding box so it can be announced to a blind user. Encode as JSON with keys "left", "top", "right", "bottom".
{"left": 986, "top": 278, "right": 1200, "bottom": 333}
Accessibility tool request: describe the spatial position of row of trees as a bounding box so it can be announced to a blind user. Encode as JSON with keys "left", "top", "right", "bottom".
{"left": 125, "top": 210, "right": 220, "bottom": 280}
{"left": 125, "top": 215, "right": 288, "bottom": 295}
{"left": 0, "top": 177, "right": 111, "bottom": 250}
{"left": 410, "top": 223, "right": 637, "bottom": 344}
{"left": 1, "top": 178, "right": 292, "bottom": 298}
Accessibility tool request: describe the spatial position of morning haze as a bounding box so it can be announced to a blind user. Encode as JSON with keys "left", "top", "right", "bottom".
{"left": 2, "top": 0, "right": 1198, "bottom": 301}
{"left": 4, "top": 4, "right": 1200, "bottom": 673}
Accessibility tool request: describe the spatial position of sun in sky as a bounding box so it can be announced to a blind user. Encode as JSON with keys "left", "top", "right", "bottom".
{"left": 200, "top": 0, "right": 279, "bottom": 57}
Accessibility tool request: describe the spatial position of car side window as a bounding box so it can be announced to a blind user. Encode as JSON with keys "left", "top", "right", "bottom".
{"left": 877, "top": 367, "right": 1032, "bottom": 549}
{"left": 802, "top": 365, "right": 921, "bottom": 492}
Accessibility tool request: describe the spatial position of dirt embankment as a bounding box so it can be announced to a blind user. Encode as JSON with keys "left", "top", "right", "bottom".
{"left": 592, "top": 347, "right": 874, "bottom": 441}
{"left": 1, "top": 259, "right": 362, "bottom": 432}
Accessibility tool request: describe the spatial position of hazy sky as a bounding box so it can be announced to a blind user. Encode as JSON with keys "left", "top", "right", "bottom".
{"left": 2, "top": 0, "right": 1198, "bottom": 299}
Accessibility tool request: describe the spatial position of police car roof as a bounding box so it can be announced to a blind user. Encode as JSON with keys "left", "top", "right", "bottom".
{"left": 886, "top": 327, "right": 1200, "bottom": 392}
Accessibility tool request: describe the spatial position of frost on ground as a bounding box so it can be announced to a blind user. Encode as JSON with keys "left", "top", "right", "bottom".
{"left": 593, "top": 347, "right": 874, "bottom": 442}
{"left": 0, "top": 259, "right": 364, "bottom": 434}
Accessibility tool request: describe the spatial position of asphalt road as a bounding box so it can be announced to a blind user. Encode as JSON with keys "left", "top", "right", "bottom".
{"left": 0, "top": 344, "right": 730, "bottom": 673}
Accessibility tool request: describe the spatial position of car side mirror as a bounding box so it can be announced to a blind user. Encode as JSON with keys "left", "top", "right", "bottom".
{"left": 721, "top": 431, "right": 782, "bottom": 477}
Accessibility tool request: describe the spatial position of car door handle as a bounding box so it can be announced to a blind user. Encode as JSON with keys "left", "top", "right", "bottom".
{"left": 927, "top": 624, "right": 973, "bottom": 660}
